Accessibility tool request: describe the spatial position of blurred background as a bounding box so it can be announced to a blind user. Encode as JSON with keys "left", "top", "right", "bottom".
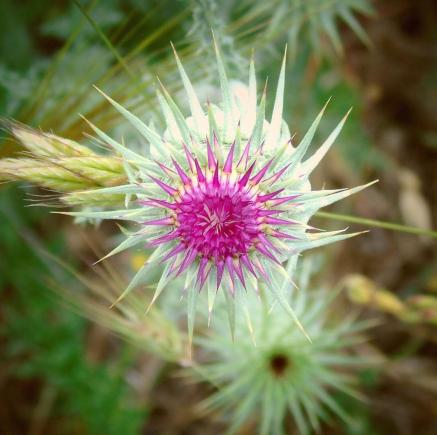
{"left": 0, "top": 0, "right": 436, "bottom": 434}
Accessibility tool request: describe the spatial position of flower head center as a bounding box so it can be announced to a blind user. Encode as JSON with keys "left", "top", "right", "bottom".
{"left": 269, "top": 353, "right": 290, "bottom": 377}
{"left": 175, "top": 187, "right": 261, "bottom": 260}
{"left": 202, "top": 203, "right": 230, "bottom": 234}
{"left": 144, "top": 140, "right": 299, "bottom": 288}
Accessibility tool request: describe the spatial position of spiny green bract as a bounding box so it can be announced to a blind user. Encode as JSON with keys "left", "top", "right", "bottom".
{"left": 259, "top": 0, "right": 373, "bottom": 56}
{"left": 194, "top": 259, "right": 371, "bottom": 435}
{"left": 58, "top": 44, "right": 375, "bottom": 340}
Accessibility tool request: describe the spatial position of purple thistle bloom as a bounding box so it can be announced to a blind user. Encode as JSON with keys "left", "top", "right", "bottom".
{"left": 144, "top": 142, "right": 298, "bottom": 292}
{"left": 66, "top": 44, "right": 375, "bottom": 338}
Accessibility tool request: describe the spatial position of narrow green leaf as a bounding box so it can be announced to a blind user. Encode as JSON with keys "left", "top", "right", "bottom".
{"left": 187, "top": 274, "right": 199, "bottom": 358}
{"left": 223, "top": 285, "right": 236, "bottom": 341}
{"left": 56, "top": 207, "right": 146, "bottom": 221}
{"left": 301, "top": 108, "right": 351, "bottom": 176}
{"left": 304, "top": 180, "right": 378, "bottom": 212}
{"left": 213, "top": 34, "right": 234, "bottom": 144}
{"left": 292, "top": 230, "right": 368, "bottom": 253}
{"left": 251, "top": 87, "right": 266, "bottom": 150}
{"left": 92, "top": 87, "right": 165, "bottom": 156}
{"left": 94, "top": 231, "right": 150, "bottom": 264}
{"left": 147, "top": 261, "right": 173, "bottom": 312}
{"left": 288, "top": 98, "right": 330, "bottom": 172}
{"left": 265, "top": 49, "right": 286, "bottom": 151}
{"left": 287, "top": 392, "right": 310, "bottom": 435}
{"left": 108, "top": 244, "right": 166, "bottom": 308}
{"left": 157, "top": 80, "right": 192, "bottom": 154}
{"left": 269, "top": 268, "right": 311, "bottom": 342}
{"left": 81, "top": 114, "right": 152, "bottom": 167}
{"left": 171, "top": 43, "right": 206, "bottom": 132}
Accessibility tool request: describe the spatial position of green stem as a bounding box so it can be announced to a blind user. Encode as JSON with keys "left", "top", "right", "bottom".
{"left": 315, "top": 211, "right": 437, "bottom": 238}
{"left": 73, "top": 0, "right": 137, "bottom": 83}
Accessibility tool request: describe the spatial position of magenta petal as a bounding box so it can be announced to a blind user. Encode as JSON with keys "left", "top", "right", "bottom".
{"left": 176, "top": 249, "right": 197, "bottom": 276}
{"left": 256, "top": 243, "right": 280, "bottom": 264}
{"left": 250, "top": 159, "right": 273, "bottom": 185}
{"left": 166, "top": 255, "right": 180, "bottom": 277}
{"left": 206, "top": 137, "right": 216, "bottom": 170}
{"left": 155, "top": 161, "right": 176, "bottom": 176}
{"left": 149, "top": 176, "right": 178, "bottom": 196}
{"left": 238, "top": 161, "right": 256, "bottom": 188}
{"left": 257, "top": 233, "right": 281, "bottom": 253}
{"left": 223, "top": 141, "right": 235, "bottom": 173}
{"left": 196, "top": 257, "right": 210, "bottom": 290}
{"left": 225, "top": 256, "right": 235, "bottom": 287}
{"left": 216, "top": 260, "right": 225, "bottom": 289}
{"left": 194, "top": 159, "right": 206, "bottom": 183}
{"left": 241, "top": 254, "right": 257, "bottom": 278}
{"left": 144, "top": 217, "right": 174, "bottom": 226}
{"left": 149, "top": 230, "right": 179, "bottom": 246}
{"left": 139, "top": 198, "right": 177, "bottom": 210}
{"left": 271, "top": 230, "right": 298, "bottom": 240}
{"left": 264, "top": 163, "right": 290, "bottom": 185}
{"left": 234, "top": 258, "right": 246, "bottom": 288}
{"left": 251, "top": 256, "right": 270, "bottom": 282}
{"left": 212, "top": 163, "right": 220, "bottom": 188}
{"left": 182, "top": 142, "right": 195, "bottom": 172}
{"left": 257, "top": 188, "right": 285, "bottom": 203}
{"left": 265, "top": 217, "right": 297, "bottom": 226}
{"left": 161, "top": 243, "right": 185, "bottom": 263}
{"left": 172, "top": 158, "right": 191, "bottom": 185}
{"left": 237, "top": 139, "right": 251, "bottom": 169}
{"left": 269, "top": 194, "right": 300, "bottom": 206}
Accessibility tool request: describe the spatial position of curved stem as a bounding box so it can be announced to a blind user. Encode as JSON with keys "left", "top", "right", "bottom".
{"left": 316, "top": 211, "right": 437, "bottom": 238}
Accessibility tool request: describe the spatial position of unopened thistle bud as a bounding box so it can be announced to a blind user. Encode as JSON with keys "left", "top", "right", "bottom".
{"left": 194, "top": 269, "right": 371, "bottom": 434}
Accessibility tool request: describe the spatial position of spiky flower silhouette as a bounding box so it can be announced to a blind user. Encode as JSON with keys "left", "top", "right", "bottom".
{"left": 261, "top": 0, "right": 373, "bottom": 57}
{"left": 60, "top": 44, "right": 374, "bottom": 332}
{"left": 195, "top": 261, "right": 371, "bottom": 434}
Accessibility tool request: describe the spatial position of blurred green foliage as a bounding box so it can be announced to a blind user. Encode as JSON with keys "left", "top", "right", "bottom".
{"left": 0, "top": 187, "right": 146, "bottom": 434}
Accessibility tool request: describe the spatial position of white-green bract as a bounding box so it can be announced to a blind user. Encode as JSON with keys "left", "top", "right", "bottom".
{"left": 65, "top": 44, "right": 374, "bottom": 336}
{"left": 195, "top": 262, "right": 369, "bottom": 435}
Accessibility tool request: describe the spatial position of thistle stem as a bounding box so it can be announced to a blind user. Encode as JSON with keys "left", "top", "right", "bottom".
{"left": 316, "top": 211, "right": 437, "bottom": 238}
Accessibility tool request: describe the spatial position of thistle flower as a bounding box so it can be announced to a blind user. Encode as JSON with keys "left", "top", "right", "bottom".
{"left": 194, "top": 261, "right": 371, "bottom": 434}
{"left": 11, "top": 44, "right": 374, "bottom": 334}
